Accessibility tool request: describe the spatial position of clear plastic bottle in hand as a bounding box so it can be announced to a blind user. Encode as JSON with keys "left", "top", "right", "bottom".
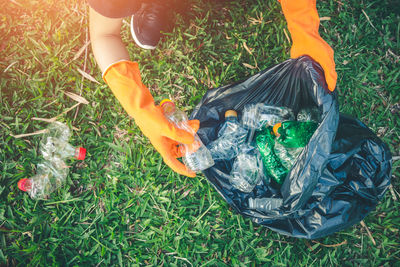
{"left": 207, "top": 110, "right": 248, "bottom": 161}
{"left": 160, "top": 99, "right": 214, "bottom": 172}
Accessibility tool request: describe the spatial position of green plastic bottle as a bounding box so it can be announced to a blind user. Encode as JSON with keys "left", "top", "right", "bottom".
{"left": 273, "top": 121, "right": 318, "bottom": 148}
{"left": 255, "top": 126, "right": 288, "bottom": 185}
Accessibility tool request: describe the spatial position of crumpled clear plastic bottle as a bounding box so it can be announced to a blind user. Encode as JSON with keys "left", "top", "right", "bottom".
{"left": 42, "top": 121, "right": 72, "bottom": 142}
{"left": 160, "top": 99, "right": 214, "bottom": 172}
{"left": 248, "top": 197, "right": 283, "bottom": 211}
{"left": 17, "top": 159, "right": 69, "bottom": 199}
{"left": 230, "top": 143, "right": 265, "bottom": 193}
{"left": 207, "top": 110, "right": 248, "bottom": 161}
{"left": 273, "top": 142, "right": 303, "bottom": 170}
{"left": 242, "top": 103, "right": 295, "bottom": 129}
{"left": 241, "top": 103, "right": 294, "bottom": 142}
{"left": 17, "top": 122, "right": 86, "bottom": 199}
{"left": 297, "top": 107, "right": 321, "bottom": 122}
{"left": 40, "top": 136, "right": 86, "bottom": 162}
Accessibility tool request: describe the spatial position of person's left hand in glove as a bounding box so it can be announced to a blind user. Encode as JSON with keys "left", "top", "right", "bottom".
{"left": 89, "top": 7, "right": 199, "bottom": 177}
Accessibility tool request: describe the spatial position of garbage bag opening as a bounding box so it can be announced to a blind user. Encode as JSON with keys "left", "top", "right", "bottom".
{"left": 190, "top": 56, "right": 392, "bottom": 239}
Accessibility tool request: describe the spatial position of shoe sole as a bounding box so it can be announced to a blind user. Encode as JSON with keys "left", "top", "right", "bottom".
{"left": 130, "top": 15, "right": 156, "bottom": 50}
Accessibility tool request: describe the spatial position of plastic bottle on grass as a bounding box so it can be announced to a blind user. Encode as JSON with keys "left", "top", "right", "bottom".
{"left": 17, "top": 159, "right": 69, "bottom": 199}
{"left": 207, "top": 110, "right": 248, "bottom": 161}
{"left": 42, "top": 121, "right": 72, "bottom": 142}
{"left": 40, "top": 136, "right": 86, "bottom": 162}
{"left": 17, "top": 122, "right": 86, "bottom": 198}
{"left": 160, "top": 99, "right": 214, "bottom": 172}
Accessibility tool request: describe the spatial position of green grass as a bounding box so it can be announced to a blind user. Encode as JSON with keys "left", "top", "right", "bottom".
{"left": 1, "top": 0, "right": 399, "bottom": 265}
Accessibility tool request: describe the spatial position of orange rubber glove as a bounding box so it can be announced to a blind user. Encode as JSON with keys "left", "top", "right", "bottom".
{"left": 103, "top": 60, "right": 199, "bottom": 177}
{"left": 280, "top": 0, "right": 337, "bottom": 91}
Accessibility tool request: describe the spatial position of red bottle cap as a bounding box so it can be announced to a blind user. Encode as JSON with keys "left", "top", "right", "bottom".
{"left": 76, "top": 147, "right": 86, "bottom": 160}
{"left": 18, "top": 178, "right": 29, "bottom": 192}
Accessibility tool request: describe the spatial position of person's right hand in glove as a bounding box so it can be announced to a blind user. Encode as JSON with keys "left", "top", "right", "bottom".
{"left": 89, "top": 7, "right": 199, "bottom": 177}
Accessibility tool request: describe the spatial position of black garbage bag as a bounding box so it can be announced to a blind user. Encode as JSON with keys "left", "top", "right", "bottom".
{"left": 190, "top": 56, "right": 392, "bottom": 239}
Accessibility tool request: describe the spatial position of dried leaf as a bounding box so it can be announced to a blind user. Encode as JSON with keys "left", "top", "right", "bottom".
{"left": 77, "top": 68, "right": 100, "bottom": 84}
{"left": 242, "top": 42, "right": 253, "bottom": 55}
{"left": 243, "top": 63, "right": 256, "bottom": 69}
{"left": 64, "top": 91, "right": 89, "bottom": 104}
{"left": 73, "top": 41, "right": 91, "bottom": 61}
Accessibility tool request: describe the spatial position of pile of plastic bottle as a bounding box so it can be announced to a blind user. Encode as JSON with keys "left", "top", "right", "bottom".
{"left": 161, "top": 99, "right": 320, "bottom": 193}
{"left": 207, "top": 103, "right": 320, "bottom": 193}
{"left": 17, "top": 122, "right": 86, "bottom": 199}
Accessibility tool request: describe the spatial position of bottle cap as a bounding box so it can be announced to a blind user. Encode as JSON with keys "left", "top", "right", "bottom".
{"left": 273, "top": 122, "right": 282, "bottom": 137}
{"left": 18, "top": 178, "right": 29, "bottom": 192}
{"left": 76, "top": 147, "right": 86, "bottom": 160}
{"left": 160, "top": 99, "right": 174, "bottom": 108}
{"left": 225, "top": 110, "right": 237, "bottom": 118}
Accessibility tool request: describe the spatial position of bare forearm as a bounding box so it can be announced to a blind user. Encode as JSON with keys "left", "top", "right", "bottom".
{"left": 89, "top": 7, "right": 130, "bottom": 73}
{"left": 90, "top": 35, "right": 130, "bottom": 73}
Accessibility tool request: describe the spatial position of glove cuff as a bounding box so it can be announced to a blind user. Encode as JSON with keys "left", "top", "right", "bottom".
{"left": 102, "top": 60, "right": 140, "bottom": 83}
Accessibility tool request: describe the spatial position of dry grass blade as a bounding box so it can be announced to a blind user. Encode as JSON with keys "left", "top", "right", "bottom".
{"left": 242, "top": 41, "right": 253, "bottom": 55}
{"left": 360, "top": 220, "right": 376, "bottom": 246}
{"left": 389, "top": 184, "right": 398, "bottom": 201}
{"left": 31, "top": 103, "right": 81, "bottom": 123}
{"left": 283, "top": 28, "right": 291, "bottom": 44}
{"left": 243, "top": 63, "right": 256, "bottom": 69}
{"left": 11, "top": 129, "right": 48, "bottom": 138}
{"left": 320, "top": 17, "right": 331, "bottom": 21}
{"left": 31, "top": 117, "right": 57, "bottom": 123}
{"left": 77, "top": 68, "right": 100, "bottom": 84}
{"left": 3, "top": 61, "right": 18, "bottom": 73}
{"left": 10, "top": 0, "right": 23, "bottom": 7}
{"left": 173, "top": 256, "right": 192, "bottom": 267}
{"left": 64, "top": 91, "right": 89, "bottom": 104}
{"left": 193, "top": 201, "right": 216, "bottom": 225}
{"left": 304, "top": 240, "right": 313, "bottom": 251}
{"left": 182, "top": 189, "right": 191, "bottom": 198}
{"left": 73, "top": 41, "right": 91, "bottom": 61}
{"left": 312, "top": 239, "right": 347, "bottom": 247}
{"left": 361, "top": 9, "right": 378, "bottom": 32}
